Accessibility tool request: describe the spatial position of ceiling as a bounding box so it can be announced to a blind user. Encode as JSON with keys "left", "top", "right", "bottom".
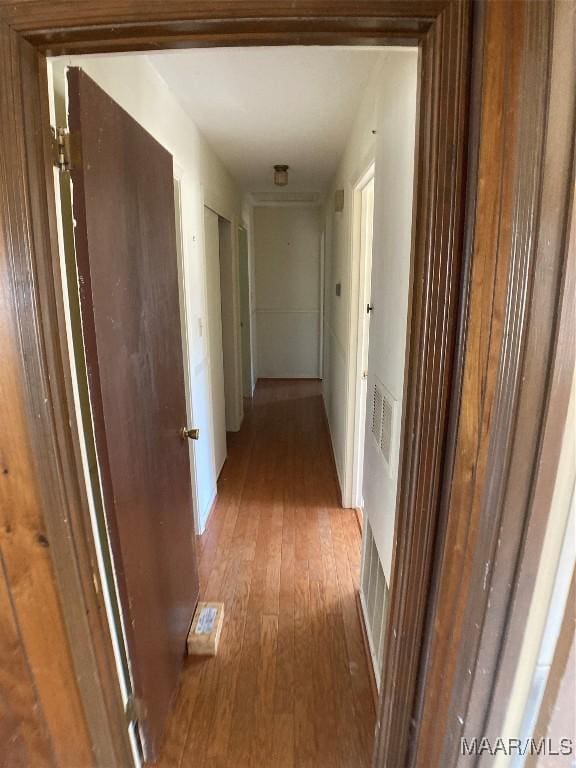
{"left": 148, "top": 47, "right": 387, "bottom": 201}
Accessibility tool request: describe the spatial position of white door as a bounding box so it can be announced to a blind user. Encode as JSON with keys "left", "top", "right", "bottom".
{"left": 204, "top": 206, "right": 227, "bottom": 476}
{"left": 356, "top": 176, "right": 375, "bottom": 507}
{"left": 174, "top": 178, "right": 200, "bottom": 531}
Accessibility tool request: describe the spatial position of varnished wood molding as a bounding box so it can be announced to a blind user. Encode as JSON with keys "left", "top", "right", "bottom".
{"left": 0, "top": 1, "right": 572, "bottom": 766}
{"left": 413, "top": 1, "right": 576, "bottom": 766}
{"left": 376, "top": 0, "right": 471, "bottom": 765}
{"left": 0, "top": 19, "right": 134, "bottom": 768}
{"left": 0, "top": 0, "right": 455, "bottom": 54}
{"left": 0, "top": 21, "right": 95, "bottom": 768}
{"left": 0, "top": 0, "right": 451, "bottom": 28}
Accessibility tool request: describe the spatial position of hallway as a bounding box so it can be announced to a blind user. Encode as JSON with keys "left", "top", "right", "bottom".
{"left": 156, "top": 380, "right": 376, "bottom": 767}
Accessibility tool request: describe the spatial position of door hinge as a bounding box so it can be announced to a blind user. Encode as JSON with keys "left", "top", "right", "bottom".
{"left": 51, "top": 126, "right": 79, "bottom": 171}
{"left": 125, "top": 694, "right": 147, "bottom": 725}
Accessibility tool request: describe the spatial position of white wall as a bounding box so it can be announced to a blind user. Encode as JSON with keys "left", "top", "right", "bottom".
{"left": 362, "top": 52, "right": 417, "bottom": 581}
{"left": 218, "top": 218, "right": 243, "bottom": 433}
{"left": 49, "top": 54, "right": 244, "bottom": 534}
{"left": 322, "top": 57, "right": 383, "bottom": 496}
{"left": 254, "top": 205, "right": 322, "bottom": 379}
{"left": 322, "top": 51, "right": 418, "bottom": 581}
{"left": 204, "top": 207, "right": 227, "bottom": 477}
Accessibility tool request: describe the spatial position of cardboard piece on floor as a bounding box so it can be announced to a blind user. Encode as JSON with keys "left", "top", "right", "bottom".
{"left": 187, "top": 602, "right": 224, "bottom": 656}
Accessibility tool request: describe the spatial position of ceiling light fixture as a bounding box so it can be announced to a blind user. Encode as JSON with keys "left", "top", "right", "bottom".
{"left": 273, "top": 164, "right": 289, "bottom": 186}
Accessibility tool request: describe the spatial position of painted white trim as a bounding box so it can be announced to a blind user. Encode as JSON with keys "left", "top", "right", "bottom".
{"left": 251, "top": 200, "right": 323, "bottom": 208}
{"left": 343, "top": 160, "right": 376, "bottom": 508}
{"left": 203, "top": 190, "right": 244, "bottom": 433}
{"left": 173, "top": 171, "right": 202, "bottom": 535}
{"left": 322, "top": 386, "right": 346, "bottom": 498}
{"left": 199, "top": 202, "right": 220, "bottom": 487}
{"left": 198, "top": 484, "right": 218, "bottom": 536}
{"left": 242, "top": 200, "right": 258, "bottom": 395}
{"left": 256, "top": 308, "right": 321, "bottom": 314}
{"left": 227, "top": 215, "right": 244, "bottom": 431}
{"left": 359, "top": 589, "right": 382, "bottom": 690}
{"left": 203, "top": 186, "right": 236, "bottom": 225}
{"left": 319, "top": 230, "right": 325, "bottom": 380}
{"left": 128, "top": 723, "right": 144, "bottom": 768}
{"left": 238, "top": 224, "right": 254, "bottom": 401}
{"left": 58, "top": 171, "right": 135, "bottom": 713}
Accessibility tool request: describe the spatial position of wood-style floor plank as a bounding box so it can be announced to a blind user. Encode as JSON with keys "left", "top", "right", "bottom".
{"left": 156, "top": 380, "right": 375, "bottom": 768}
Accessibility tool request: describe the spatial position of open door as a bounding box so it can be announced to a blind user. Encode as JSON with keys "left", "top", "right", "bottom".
{"left": 67, "top": 68, "right": 199, "bottom": 761}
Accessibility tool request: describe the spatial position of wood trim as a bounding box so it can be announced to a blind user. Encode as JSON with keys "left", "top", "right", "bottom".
{"left": 0, "top": 21, "right": 96, "bottom": 768}
{"left": 375, "top": 1, "right": 471, "bottom": 765}
{"left": 473, "top": 4, "right": 575, "bottom": 761}
{"left": 0, "top": 19, "right": 134, "bottom": 768}
{"left": 0, "top": 1, "right": 572, "bottom": 767}
{"left": 413, "top": 1, "right": 576, "bottom": 766}
{"left": 0, "top": 1, "right": 448, "bottom": 54}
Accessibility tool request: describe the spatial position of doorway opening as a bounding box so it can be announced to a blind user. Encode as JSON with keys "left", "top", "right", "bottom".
{"left": 48, "top": 46, "right": 418, "bottom": 767}
{"left": 7, "top": 3, "right": 572, "bottom": 768}
{"left": 204, "top": 206, "right": 242, "bottom": 481}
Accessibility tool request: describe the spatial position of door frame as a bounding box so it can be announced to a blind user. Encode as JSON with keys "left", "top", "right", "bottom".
{"left": 174, "top": 170, "right": 202, "bottom": 535}
{"left": 203, "top": 192, "right": 244, "bottom": 433}
{"left": 347, "top": 160, "right": 376, "bottom": 510}
{"left": 1, "top": 3, "right": 573, "bottom": 768}
{"left": 237, "top": 224, "right": 253, "bottom": 399}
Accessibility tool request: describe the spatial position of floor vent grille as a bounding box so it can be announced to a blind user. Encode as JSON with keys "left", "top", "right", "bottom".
{"left": 360, "top": 519, "right": 389, "bottom": 688}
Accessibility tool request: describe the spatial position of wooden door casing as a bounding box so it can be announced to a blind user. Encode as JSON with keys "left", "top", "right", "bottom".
{"left": 0, "top": 2, "right": 573, "bottom": 767}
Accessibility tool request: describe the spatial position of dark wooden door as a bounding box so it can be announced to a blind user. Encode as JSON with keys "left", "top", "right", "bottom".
{"left": 67, "top": 68, "right": 199, "bottom": 761}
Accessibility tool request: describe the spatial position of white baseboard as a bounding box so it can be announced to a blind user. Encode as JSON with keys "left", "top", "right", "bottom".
{"left": 198, "top": 485, "right": 217, "bottom": 535}
{"left": 359, "top": 589, "right": 382, "bottom": 690}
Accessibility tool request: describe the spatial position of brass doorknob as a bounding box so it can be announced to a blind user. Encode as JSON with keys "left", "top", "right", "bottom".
{"left": 181, "top": 427, "right": 200, "bottom": 441}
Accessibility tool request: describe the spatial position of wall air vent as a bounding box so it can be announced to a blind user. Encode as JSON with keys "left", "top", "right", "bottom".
{"left": 371, "top": 383, "right": 383, "bottom": 445}
{"left": 371, "top": 379, "right": 397, "bottom": 475}
{"left": 360, "top": 518, "right": 389, "bottom": 688}
{"left": 380, "top": 394, "right": 393, "bottom": 465}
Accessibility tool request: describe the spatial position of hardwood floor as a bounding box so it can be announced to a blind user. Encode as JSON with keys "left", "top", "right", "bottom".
{"left": 156, "top": 380, "right": 376, "bottom": 768}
